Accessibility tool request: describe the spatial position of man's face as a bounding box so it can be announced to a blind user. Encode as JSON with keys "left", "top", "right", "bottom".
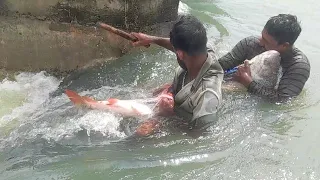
{"left": 259, "top": 29, "right": 288, "bottom": 53}
{"left": 175, "top": 50, "right": 187, "bottom": 70}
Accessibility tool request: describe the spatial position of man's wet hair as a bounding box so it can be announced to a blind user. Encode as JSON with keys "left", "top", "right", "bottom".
{"left": 170, "top": 15, "right": 207, "bottom": 56}
{"left": 264, "top": 14, "right": 302, "bottom": 45}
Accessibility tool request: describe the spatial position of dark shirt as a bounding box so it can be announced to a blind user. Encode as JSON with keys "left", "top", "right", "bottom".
{"left": 218, "top": 36, "right": 310, "bottom": 102}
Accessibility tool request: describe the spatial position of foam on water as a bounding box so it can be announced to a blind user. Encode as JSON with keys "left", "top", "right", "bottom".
{"left": 0, "top": 72, "right": 60, "bottom": 133}
{"left": 0, "top": 72, "right": 127, "bottom": 149}
{"left": 178, "top": 1, "right": 190, "bottom": 14}
{"left": 0, "top": 72, "right": 60, "bottom": 115}
{"left": 29, "top": 110, "right": 126, "bottom": 142}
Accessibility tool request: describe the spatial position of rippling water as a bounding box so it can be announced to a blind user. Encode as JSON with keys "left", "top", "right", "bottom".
{"left": 1, "top": 0, "right": 319, "bottom": 179}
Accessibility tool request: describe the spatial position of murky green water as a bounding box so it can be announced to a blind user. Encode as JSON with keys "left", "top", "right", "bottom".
{"left": 1, "top": 0, "right": 320, "bottom": 179}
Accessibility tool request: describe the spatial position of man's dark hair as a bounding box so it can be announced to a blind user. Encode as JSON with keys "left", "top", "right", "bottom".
{"left": 264, "top": 14, "right": 302, "bottom": 45}
{"left": 170, "top": 15, "right": 207, "bottom": 56}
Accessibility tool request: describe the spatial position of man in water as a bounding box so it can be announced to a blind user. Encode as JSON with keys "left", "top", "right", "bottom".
{"left": 220, "top": 14, "right": 310, "bottom": 102}
{"left": 131, "top": 15, "right": 224, "bottom": 138}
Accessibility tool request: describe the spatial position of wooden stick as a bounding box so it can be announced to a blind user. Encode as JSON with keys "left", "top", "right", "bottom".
{"left": 97, "top": 22, "right": 138, "bottom": 42}
{"left": 96, "top": 22, "right": 150, "bottom": 48}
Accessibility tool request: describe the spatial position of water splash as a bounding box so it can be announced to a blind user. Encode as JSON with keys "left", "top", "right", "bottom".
{"left": 30, "top": 110, "right": 126, "bottom": 142}
{"left": 178, "top": 2, "right": 190, "bottom": 14}
{"left": 0, "top": 72, "right": 61, "bottom": 133}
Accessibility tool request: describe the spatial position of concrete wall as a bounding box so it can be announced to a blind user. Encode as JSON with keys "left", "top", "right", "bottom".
{"left": 0, "top": 16, "right": 130, "bottom": 75}
{"left": 0, "top": 0, "right": 180, "bottom": 75}
{"left": 1, "top": 0, "right": 179, "bottom": 29}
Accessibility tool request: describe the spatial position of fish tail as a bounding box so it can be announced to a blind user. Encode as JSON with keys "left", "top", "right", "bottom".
{"left": 65, "top": 89, "right": 95, "bottom": 105}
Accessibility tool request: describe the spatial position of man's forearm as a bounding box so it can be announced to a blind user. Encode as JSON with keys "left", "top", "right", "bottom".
{"left": 218, "top": 36, "right": 259, "bottom": 70}
{"left": 151, "top": 37, "right": 174, "bottom": 52}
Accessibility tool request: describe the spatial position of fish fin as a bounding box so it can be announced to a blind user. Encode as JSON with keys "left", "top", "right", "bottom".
{"left": 132, "top": 106, "right": 142, "bottom": 116}
{"left": 106, "top": 98, "right": 119, "bottom": 105}
{"left": 65, "top": 89, "right": 96, "bottom": 105}
{"left": 82, "top": 96, "right": 96, "bottom": 103}
{"left": 65, "top": 89, "right": 85, "bottom": 105}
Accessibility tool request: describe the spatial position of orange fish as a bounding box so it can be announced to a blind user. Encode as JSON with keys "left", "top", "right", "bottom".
{"left": 65, "top": 89, "right": 173, "bottom": 118}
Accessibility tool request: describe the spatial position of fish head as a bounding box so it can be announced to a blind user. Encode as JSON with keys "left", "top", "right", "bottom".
{"left": 250, "top": 50, "right": 281, "bottom": 88}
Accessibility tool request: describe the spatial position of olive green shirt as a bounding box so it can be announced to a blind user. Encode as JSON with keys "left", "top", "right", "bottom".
{"left": 171, "top": 49, "right": 224, "bottom": 131}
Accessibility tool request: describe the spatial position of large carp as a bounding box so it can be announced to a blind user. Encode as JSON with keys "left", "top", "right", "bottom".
{"left": 223, "top": 50, "right": 282, "bottom": 91}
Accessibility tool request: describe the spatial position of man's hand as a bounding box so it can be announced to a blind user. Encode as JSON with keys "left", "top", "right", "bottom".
{"left": 135, "top": 119, "right": 160, "bottom": 136}
{"left": 131, "top": 32, "right": 154, "bottom": 47}
{"left": 234, "top": 60, "right": 253, "bottom": 87}
{"left": 152, "top": 83, "right": 172, "bottom": 96}
{"left": 157, "top": 95, "right": 175, "bottom": 117}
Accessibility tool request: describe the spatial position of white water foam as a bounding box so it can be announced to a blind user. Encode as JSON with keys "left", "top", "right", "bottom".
{"left": 178, "top": 1, "right": 190, "bottom": 15}
{"left": 0, "top": 72, "right": 61, "bottom": 147}
{"left": 0, "top": 71, "right": 130, "bottom": 149}
{"left": 0, "top": 71, "right": 61, "bottom": 124}
{"left": 30, "top": 110, "right": 126, "bottom": 142}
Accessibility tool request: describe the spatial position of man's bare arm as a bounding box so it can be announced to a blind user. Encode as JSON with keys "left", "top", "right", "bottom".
{"left": 131, "top": 32, "right": 174, "bottom": 52}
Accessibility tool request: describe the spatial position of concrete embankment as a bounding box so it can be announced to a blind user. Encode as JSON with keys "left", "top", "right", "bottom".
{"left": 0, "top": 0, "right": 180, "bottom": 76}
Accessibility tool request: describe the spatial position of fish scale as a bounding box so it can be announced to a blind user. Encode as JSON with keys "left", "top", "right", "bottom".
{"left": 224, "top": 50, "right": 281, "bottom": 89}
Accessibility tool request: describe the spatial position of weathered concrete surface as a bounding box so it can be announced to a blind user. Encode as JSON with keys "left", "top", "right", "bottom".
{"left": 1, "top": 0, "right": 180, "bottom": 29}
{"left": 0, "top": 0, "right": 180, "bottom": 75}
{"left": 0, "top": 16, "right": 131, "bottom": 75}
